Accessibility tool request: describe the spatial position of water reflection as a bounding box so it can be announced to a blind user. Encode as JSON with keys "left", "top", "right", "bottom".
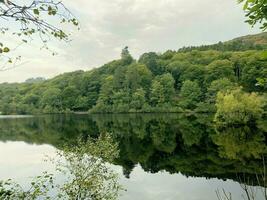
{"left": 0, "top": 114, "right": 266, "bottom": 188}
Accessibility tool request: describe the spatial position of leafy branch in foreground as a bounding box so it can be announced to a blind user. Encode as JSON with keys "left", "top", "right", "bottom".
{"left": 55, "top": 133, "right": 122, "bottom": 200}
{"left": 0, "top": 0, "right": 79, "bottom": 70}
{"left": 0, "top": 172, "right": 54, "bottom": 199}
{"left": 0, "top": 134, "right": 122, "bottom": 200}
{"left": 238, "top": 0, "right": 267, "bottom": 30}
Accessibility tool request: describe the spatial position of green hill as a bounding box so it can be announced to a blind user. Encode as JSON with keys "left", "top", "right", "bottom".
{"left": 228, "top": 32, "right": 267, "bottom": 46}
{"left": 0, "top": 33, "right": 266, "bottom": 114}
{"left": 178, "top": 32, "right": 267, "bottom": 52}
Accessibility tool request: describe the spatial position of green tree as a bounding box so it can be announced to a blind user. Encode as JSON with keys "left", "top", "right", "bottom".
{"left": 41, "top": 88, "right": 62, "bottom": 111}
{"left": 139, "top": 52, "right": 163, "bottom": 75}
{"left": 121, "top": 46, "right": 134, "bottom": 65}
{"left": 130, "top": 88, "right": 146, "bottom": 110}
{"left": 207, "top": 78, "right": 236, "bottom": 104}
{"left": 62, "top": 86, "right": 79, "bottom": 109}
{"left": 99, "top": 76, "right": 115, "bottom": 105}
{"left": 23, "top": 93, "right": 40, "bottom": 106}
{"left": 92, "top": 76, "right": 115, "bottom": 112}
{"left": 239, "top": 54, "right": 267, "bottom": 92}
{"left": 214, "top": 88, "right": 264, "bottom": 124}
{"left": 150, "top": 80, "right": 165, "bottom": 106}
{"left": 166, "top": 60, "right": 189, "bottom": 89}
{"left": 125, "top": 64, "right": 152, "bottom": 92}
{"left": 113, "top": 65, "right": 128, "bottom": 90}
{"left": 205, "top": 60, "right": 235, "bottom": 85}
{"left": 0, "top": 134, "right": 121, "bottom": 200}
{"left": 112, "top": 90, "right": 130, "bottom": 112}
{"left": 81, "top": 71, "right": 101, "bottom": 109}
{"left": 156, "top": 73, "right": 175, "bottom": 103}
{"left": 179, "top": 80, "right": 202, "bottom": 109}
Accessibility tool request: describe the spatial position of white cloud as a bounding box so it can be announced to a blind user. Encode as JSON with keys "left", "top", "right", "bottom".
{"left": 0, "top": 0, "right": 260, "bottom": 83}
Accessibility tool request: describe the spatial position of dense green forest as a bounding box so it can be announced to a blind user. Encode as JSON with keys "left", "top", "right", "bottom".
{"left": 0, "top": 33, "right": 266, "bottom": 120}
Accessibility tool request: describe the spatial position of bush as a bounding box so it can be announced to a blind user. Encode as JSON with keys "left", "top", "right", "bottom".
{"left": 214, "top": 88, "right": 264, "bottom": 125}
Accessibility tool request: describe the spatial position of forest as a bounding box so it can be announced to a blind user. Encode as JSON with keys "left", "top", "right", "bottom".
{"left": 0, "top": 32, "right": 266, "bottom": 124}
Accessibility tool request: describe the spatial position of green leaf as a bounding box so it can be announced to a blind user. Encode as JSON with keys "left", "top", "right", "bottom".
{"left": 243, "top": 1, "right": 249, "bottom": 10}
{"left": 33, "top": 9, "right": 39, "bottom": 15}
{"left": 3, "top": 47, "right": 10, "bottom": 53}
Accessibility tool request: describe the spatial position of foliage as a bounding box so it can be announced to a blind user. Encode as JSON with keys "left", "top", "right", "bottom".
{"left": 178, "top": 32, "right": 267, "bottom": 52}
{"left": 0, "top": 172, "right": 54, "bottom": 200}
{"left": 0, "top": 0, "right": 79, "bottom": 70}
{"left": 239, "top": 0, "right": 267, "bottom": 30}
{"left": 214, "top": 88, "right": 264, "bottom": 125}
{"left": 0, "top": 34, "right": 267, "bottom": 115}
{"left": 206, "top": 78, "right": 237, "bottom": 104}
{"left": 55, "top": 134, "right": 121, "bottom": 200}
{"left": 0, "top": 134, "right": 121, "bottom": 200}
{"left": 179, "top": 80, "right": 202, "bottom": 109}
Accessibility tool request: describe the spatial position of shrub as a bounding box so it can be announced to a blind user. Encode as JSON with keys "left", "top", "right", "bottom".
{"left": 214, "top": 88, "right": 264, "bottom": 125}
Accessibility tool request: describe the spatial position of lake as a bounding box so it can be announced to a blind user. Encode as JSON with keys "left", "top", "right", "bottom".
{"left": 0, "top": 114, "right": 266, "bottom": 200}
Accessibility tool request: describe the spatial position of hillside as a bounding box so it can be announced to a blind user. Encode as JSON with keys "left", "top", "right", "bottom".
{"left": 0, "top": 33, "right": 266, "bottom": 115}
{"left": 178, "top": 32, "right": 267, "bottom": 52}
{"left": 228, "top": 32, "right": 267, "bottom": 46}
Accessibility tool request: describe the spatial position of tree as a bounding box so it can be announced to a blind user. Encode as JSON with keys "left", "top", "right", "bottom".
{"left": 179, "top": 80, "right": 202, "bottom": 109}
{"left": 166, "top": 60, "right": 190, "bottom": 89}
{"left": 125, "top": 64, "right": 152, "bottom": 92}
{"left": 238, "top": 0, "right": 267, "bottom": 30}
{"left": 62, "top": 86, "right": 79, "bottom": 109}
{"left": 139, "top": 52, "right": 163, "bottom": 75}
{"left": 207, "top": 78, "right": 236, "bottom": 104}
{"left": 92, "top": 75, "right": 114, "bottom": 112}
{"left": 156, "top": 73, "right": 175, "bottom": 103}
{"left": 239, "top": 54, "right": 267, "bottom": 92}
{"left": 0, "top": 0, "right": 78, "bottom": 70}
{"left": 0, "top": 33, "right": 266, "bottom": 114}
{"left": 113, "top": 65, "right": 128, "bottom": 90}
{"left": 23, "top": 93, "right": 40, "bottom": 106}
{"left": 41, "top": 88, "right": 62, "bottom": 110}
{"left": 25, "top": 77, "right": 46, "bottom": 83}
{"left": 0, "top": 134, "right": 121, "bottom": 200}
{"left": 150, "top": 80, "right": 164, "bottom": 106}
{"left": 121, "top": 46, "right": 133, "bottom": 65}
{"left": 112, "top": 90, "right": 130, "bottom": 112}
{"left": 205, "top": 60, "right": 235, "bottom": 86}
{"left": 130, "top": 88, "right": 146, "bottom": 110}
{"left": 214, "top": 88, "right": 264, "bottom": 125}
{"left": 81, "top": 71, "right": 101, "bottom": 108}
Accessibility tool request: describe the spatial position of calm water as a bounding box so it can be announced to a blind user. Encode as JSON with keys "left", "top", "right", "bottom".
{"left": 0, "top": 114, "right": 266, "bottom": 200}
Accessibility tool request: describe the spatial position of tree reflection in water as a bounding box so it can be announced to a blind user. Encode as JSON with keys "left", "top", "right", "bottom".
{"left": 0, "top": 114, "right": 266, "bottom": 199}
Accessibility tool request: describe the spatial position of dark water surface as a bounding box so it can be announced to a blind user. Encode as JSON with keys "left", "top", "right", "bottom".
{"left": 0, "top": 114, "right": 266, "bottom": 200}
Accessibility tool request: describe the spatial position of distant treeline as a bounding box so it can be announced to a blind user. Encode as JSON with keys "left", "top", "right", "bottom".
{"left": 0, "top": 33, "right": 267, "bottom": 117}
{"left": 178, "top": 32, "right": 267, "bottom": 52}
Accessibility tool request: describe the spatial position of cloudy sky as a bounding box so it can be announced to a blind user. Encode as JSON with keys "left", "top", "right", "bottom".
{"left": 0, "top": 0, "right": 261, "bottom": 83}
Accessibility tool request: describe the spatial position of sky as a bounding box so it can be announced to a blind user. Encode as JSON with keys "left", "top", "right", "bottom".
{"left": 0, "top": 0, "right": 261, "bottom": 83}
